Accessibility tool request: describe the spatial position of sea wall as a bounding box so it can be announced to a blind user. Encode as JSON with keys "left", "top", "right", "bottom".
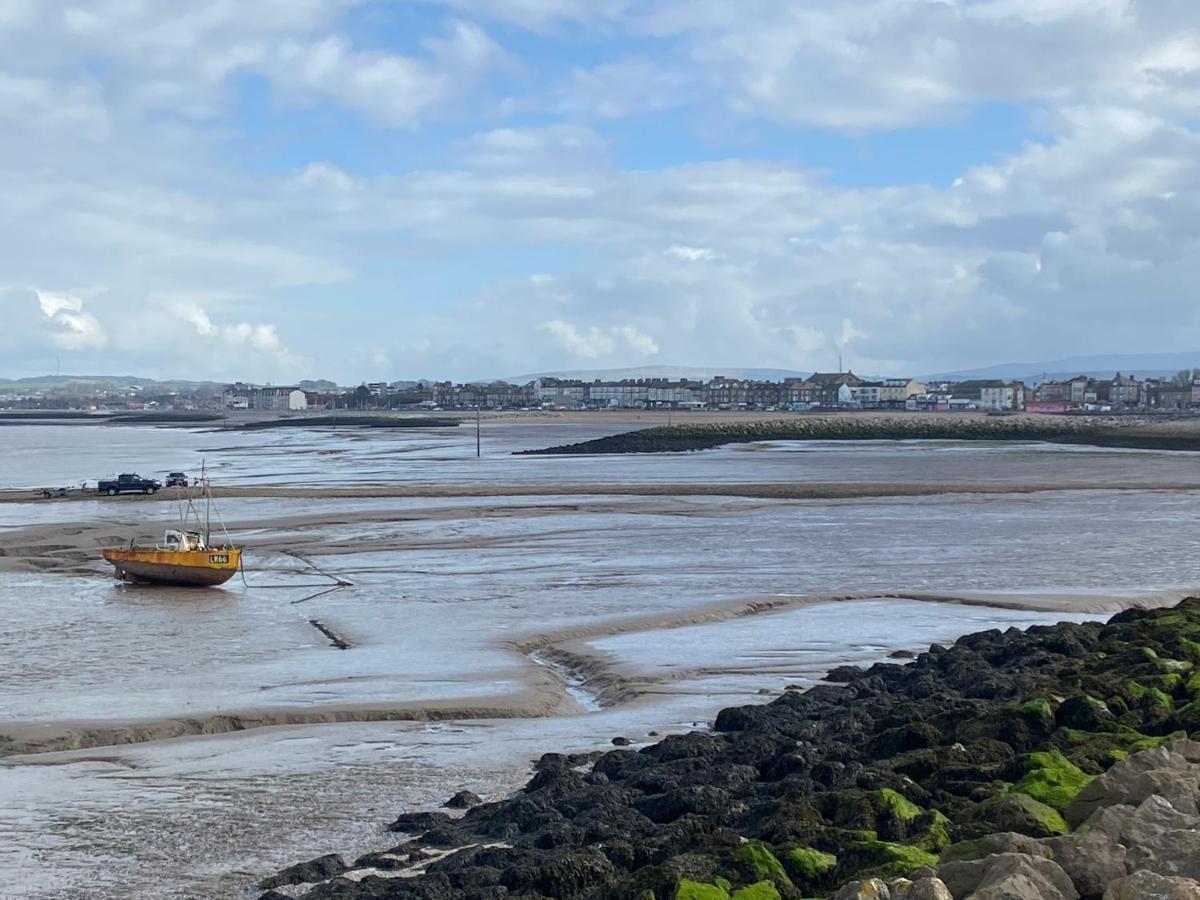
{"left": 518, "top": 418, "right": 1200, "bottom": 455}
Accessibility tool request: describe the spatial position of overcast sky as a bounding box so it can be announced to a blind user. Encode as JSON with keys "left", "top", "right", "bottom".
{"left": 2, "top": 0, "right": 1199, "bottom": 382}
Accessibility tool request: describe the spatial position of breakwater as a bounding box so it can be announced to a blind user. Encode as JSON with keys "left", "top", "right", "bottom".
{"left": 257, "top": 598, "right": 1200, "bottom": 899}
{"left": 518, "top": 417, "right": 1200, "bottom": 455}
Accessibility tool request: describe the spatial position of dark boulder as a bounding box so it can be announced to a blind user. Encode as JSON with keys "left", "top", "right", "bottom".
{"left": 258, "top": 853, "right": 348, "bottom": 890}
{"left": 388, "top": 811, "right": 453, "bottom": 834}
{"left": 444, "top": 790, "right": 482, "bottom": 809}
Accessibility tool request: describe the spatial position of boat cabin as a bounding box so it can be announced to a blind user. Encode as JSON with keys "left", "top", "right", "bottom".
{"left": 159, "top": 530, "right": 208, "bottom": 552}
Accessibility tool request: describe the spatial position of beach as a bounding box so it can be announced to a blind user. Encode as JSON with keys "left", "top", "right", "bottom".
{"left": 2, "top": 417, "right": 1200, "bottom": 898}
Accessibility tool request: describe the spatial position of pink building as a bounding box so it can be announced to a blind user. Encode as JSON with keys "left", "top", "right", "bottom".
{"left": 1025, "top": 400, "right": 1067, "bottom": 414}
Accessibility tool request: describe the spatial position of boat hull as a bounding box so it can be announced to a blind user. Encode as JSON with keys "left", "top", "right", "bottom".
{"left": 102, "top": 548, "right": 241, "bottom": 587}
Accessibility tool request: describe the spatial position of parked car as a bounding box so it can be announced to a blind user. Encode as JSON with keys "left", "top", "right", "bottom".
{"left": 97, "top": 473, "right": 162, "bottom": 496}
{"left": 165, "top": 472, "right": 189, "bottom": 487}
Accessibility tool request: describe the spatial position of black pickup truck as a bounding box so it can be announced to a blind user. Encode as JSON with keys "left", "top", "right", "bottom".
{"left": 98, "top": 473, "right": 161, "bottom": 496}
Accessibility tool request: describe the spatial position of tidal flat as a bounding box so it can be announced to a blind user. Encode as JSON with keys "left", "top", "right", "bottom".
{"left": 1, "top": 417, "right": 1199, "bottom": 898}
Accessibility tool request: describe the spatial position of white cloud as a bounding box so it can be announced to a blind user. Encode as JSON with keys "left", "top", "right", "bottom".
{"left": 36, "top": 291, "right": 107, "bottom": 350}
{"left": 668, "top": 245, "right": 714, "bottom": 261}
{"left": 539, "top": 319, "right": 659, "bottom": 361}
{"left": 2, "top": 0, "right": 1200, "bottom": 381}
{"left": 175, "top": 300, "right": 219, "bottom": 337}
{"left": 839, "top": 318, "right": 866, "bottom": 347}
{"left": 541, "top": 319, "right": 615, "bottom": 358}
{"left": 434, "top": 0, "right": 633, "bottom": 30}
{"left": 457, "top": 124, "right": 609, "bottom": 169}
{"left": 557, "top": 57, "right": 692, "bottom": 118}
{"left": 267, "top": 21, "right": 506, "bottom": 127}
{"left": 619, "top": 325, "right": 660, "bottom": 356}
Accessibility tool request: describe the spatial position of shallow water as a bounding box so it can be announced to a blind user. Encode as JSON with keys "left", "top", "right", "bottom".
{"left": 5, "top": 418, "right": 1200, "bottom": 492}
{"left": 2, "top": 422, "right": 1200, "bottom": 898}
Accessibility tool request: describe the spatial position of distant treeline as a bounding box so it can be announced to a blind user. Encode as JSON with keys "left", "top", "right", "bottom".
{"left": 519, "top": 417, "right": 1200, "bottom": 454}
{"left": 232, "top": 416, "right": 459, "bottom": 430}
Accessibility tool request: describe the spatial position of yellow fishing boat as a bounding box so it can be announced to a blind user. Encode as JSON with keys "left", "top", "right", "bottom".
{"left": 102, "top": 470, "right": 242, "bottom": 587}
{"left": 103, "top": 530, "right": 241, "bottom": 586}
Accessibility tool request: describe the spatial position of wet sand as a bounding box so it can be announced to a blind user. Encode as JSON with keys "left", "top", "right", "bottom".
{"left": 4, "top": 422, "right": 1200, "bottom": 898}
{"left": 11, "top": 478, "right": 1200, "bottom": 506}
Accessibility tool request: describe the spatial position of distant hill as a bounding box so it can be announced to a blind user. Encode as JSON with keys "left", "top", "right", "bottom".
{"left": 923, "top": 352, "right": 1200, "bottom": 384}
{"left": 1, "top": 374, "right": 343, "bottom": 393}
{"left": 0, "top": 374, "right": 225, "bottom": 393}
{"left": 501, "top": 365, "right": 810, "bottom": 383}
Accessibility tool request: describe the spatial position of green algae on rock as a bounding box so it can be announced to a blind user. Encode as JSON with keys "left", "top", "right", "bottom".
{"left": 785, "top": 847, "right": 837, "bottom": 881}
{"left": 1009, "top": 749, "right": 1094, "bottom": 810}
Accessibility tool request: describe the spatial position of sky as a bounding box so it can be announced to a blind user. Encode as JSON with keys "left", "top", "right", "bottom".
{"left": 2, "top": 0, "right": 1200, "bottom": 383}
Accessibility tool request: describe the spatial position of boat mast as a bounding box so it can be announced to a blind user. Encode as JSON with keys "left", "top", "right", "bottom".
{"left": 202, "top": 459, "right": 211, "bottom": 545}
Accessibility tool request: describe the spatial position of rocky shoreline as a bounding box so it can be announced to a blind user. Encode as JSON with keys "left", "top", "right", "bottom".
{"left": 257, "top": 598, "right": 1200, "bottom": 899}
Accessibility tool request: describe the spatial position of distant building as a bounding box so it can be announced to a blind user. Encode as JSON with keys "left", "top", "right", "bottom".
{"left": 1066, "top": 375, "right": 1090, "bottom": 406}
{"left": 850, "top": 382, "right": 882, "bottom": 407}
{"left": 878, "top": 378, "right": 925, "bottom": 407}
{"left": 1036, "top": 381, "right": 1066, "bottom": 403}
{"left": 946, "top": 379, "right": 1025, "bottom": 411}
{"left": 807, "top": 372, "right": 864, "bottom": 406}
{"left": 1110, "top": 373, "right": 1140, "bottom": 408}
{"left": 223, "top": 383, "right": 308, "bottom": 411}
{"left": 1158, "top": 384, "right": 1193, "bottom": 411}
{"left": 533, "top": 378, "right": 586, "bottom": 408}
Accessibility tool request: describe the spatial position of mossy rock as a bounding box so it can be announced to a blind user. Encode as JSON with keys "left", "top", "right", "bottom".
{"left": 1124, "top": 679, "right": 1175, "bottom": 711}
{"left": 730, "top": 844, "right": 793, "bottom": 892}
{"left": 1160, "top": 658, "right": 1193, "bottom": 675}
{"left": 1022, "top": 697, "right": 1055, "bottom": 728}
{"left": 1180, "top": 639, "right": 1200, "bottom": 663}
{"left": 1009, "top": 749, "right": 1093, "bottom": 811}
{"left": 784, "top": 847, "right": 837, "bottom": 882}
{"left": 837, "top": 840, "right": 938, "bottom": 881}
{"left": 1175, "top": 700, "right": 1200, "bottom": 732}
{"left": 676, "top": 880, "right": 730, "bottom": 900}
{"left": 1054, "top": 695, "right": 1114, "bottom": 731}
{"left": 872, "top": 788, "right": 922, "bottom": 822}
{"left": 913, "top": 810, "right": 952, "bottom": 852}
{"left": 732, "top": 883, "right": 782, "bottom": 900}
{"left": 963, "top": 792, "right": 1068, "bottom": 837}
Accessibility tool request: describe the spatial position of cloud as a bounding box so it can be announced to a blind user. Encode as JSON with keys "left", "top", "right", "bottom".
{"left": 2, "top": 0, "right": 1200, "bottom": 383}
{"left": 839, "top": 318, "right": 865, "bottom": 347}
{"left": 541, "top": 319, "right": 615, "bottom": 358}
{"left": 457, "top": 124, "right": 609, "bottom": 169}
{"left": 541, "top": 320, "right": 660, "bottom": 360}
{"left": 266, "top": 21, "right": 507, "bottom": 127}
{"left": 668, "top": 245, "right": 714, "bottom": 261}
{"left": 619, "top": 325, "right": 660, "bottom": 356}
{"left": 36, "top": 291, "right": 107, "bottom": 350}
{"left": 556, "top": 57, "right": 693, "bottom": 118}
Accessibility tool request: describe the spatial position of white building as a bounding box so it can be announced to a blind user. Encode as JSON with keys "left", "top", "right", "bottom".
{"left": 223, "top": 383, "right": 309, "bottom": 411}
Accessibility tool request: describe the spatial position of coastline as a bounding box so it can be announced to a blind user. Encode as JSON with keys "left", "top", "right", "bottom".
{"left": 253, "top": 596, "right": 1200, "bottom": 900}
{"left": 7, "top": 590, "right": 1184, "bottom": 758}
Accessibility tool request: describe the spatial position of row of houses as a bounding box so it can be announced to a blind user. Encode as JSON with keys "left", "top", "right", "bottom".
{"left": 1025, "top": 374, "right": 1200, "bottom": 411}
{"left": 220, "top": 372, "right": 1200, "bottom": 413}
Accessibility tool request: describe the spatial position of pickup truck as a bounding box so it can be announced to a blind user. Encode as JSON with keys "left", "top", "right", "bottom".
{"left": 98, "top": 473, "right": 161, "bottom": 496}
